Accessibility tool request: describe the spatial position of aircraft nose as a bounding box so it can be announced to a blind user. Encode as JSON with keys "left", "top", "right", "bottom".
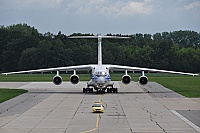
{"left": 97, "top": 76, "right": 105, "bottom": 83}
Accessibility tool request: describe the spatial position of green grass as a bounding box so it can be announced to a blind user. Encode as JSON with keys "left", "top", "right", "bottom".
{"left": 0, "top": 89, "right": 28, "bottom": 103}
{"left": 149, "top": 77, "right": 200, "bottom": 98}
{"left": 0, "top": 73, "right": 200, "bottom": 98}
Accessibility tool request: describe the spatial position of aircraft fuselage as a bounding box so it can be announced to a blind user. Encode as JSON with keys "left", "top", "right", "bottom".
{"left": 87, "top": 65, "right": 113, "bottom": 90}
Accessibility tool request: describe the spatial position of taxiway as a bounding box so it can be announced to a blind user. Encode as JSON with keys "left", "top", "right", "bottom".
{"left": 0, "top": 82, "right": 199, "bottom": 133}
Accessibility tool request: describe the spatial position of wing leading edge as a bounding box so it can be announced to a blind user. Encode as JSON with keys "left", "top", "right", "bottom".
{"left": 2, "top": 65, "right": 96, "bottom": 75}
{"left": 106, "top": 65, "right": 199, "bottom": 76}
{"left": 2, "top": 64, "right": 199, "bottom": 76}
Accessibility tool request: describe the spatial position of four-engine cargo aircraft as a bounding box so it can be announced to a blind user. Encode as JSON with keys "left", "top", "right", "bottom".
{"left": 2, "top": 35, "right": 198, "bottom": 93}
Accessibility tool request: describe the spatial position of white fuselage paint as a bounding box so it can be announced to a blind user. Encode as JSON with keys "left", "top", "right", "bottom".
{"left": 87, "top": 36, "right": 113, "bottom": 90}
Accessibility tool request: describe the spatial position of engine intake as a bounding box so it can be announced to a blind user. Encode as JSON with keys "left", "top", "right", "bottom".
{"left": 53, "top": 75, "right": 62, "bottom": 85}
{"left": 122, "top": 75, "right": 131, "bottom": 84}
{"left": 70, "top": 75, "right": 79, "bottom": 84}
{"left": 139, "top": 76, "right": 148, "bottom": 85}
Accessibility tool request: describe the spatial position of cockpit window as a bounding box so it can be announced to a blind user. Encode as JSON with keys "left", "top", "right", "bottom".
{"left": 94, "top": 71, "right": 107, "bottom": 77}
{"left": 93, "top": 104, "right": 102, "bottom": 107}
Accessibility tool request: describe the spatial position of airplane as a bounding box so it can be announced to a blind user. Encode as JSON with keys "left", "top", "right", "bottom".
{"left": 2, "top": 35, "right": 199, "bottom": 94}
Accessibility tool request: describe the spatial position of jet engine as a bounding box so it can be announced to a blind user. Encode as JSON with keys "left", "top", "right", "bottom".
{"left": 122, "top": 75, "right": 131, "bottom": 84}
{"left": 53, "top": 75, "right": 62, "bottom": 85}
{"left": 139, "top": 76, "right": 148, "bottom": 85}
{"left": 70, "top": 75, "right": 79, "bottom": 84}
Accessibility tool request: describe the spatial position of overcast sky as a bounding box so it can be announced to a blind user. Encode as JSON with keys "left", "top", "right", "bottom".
{"left": 0, "top": 0, "right": 200, "bottom": 35}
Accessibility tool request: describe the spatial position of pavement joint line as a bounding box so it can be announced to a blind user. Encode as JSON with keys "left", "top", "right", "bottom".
{"left": 99, "top": 94, "right": 102, "bottom": 102}
{"left": 143, "top": 106, "right": 166, "bottom": 133}
{"left": 28, "top": 93, "right": 68, "bottom": 133}
{"left": 139, "top": 98, "right": 166, "bottom": 132}
{"left": 0, "top": 92, "right": 52, "bottom": 129}
{"left": 81, "top": 94, "right": 102, "bottom": 133}
{"left": 117, "top": 94, "right": 133, "bottom": 133}
{"left": 64, "top": 94, "right": 86, "bottom": 133}
{"left": 2, "top": 82, "right": 199, "bottom": 132}
{"left": 149, "top": 113, "right": 166, "bottom": 133}
{"left": 171, "top": 110, "right": 200, "bottom": 132}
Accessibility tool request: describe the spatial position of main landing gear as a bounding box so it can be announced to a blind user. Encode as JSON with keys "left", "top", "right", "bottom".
{"left": 107, "top": 88, "right": 118, "bottom": 93}
{"left": 82, "top": 87, "right": 118, "bottom": 94}
{"left": 96, "top": 89, "right": 105, "bottom": 94}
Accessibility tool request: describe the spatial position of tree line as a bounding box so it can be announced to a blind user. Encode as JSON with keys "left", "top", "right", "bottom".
{"left": 0, "top": 24, "right": 200, "bottom": 73}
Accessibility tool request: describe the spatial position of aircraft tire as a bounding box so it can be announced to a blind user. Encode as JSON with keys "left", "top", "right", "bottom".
{"left": 83, "top": 88, "right": 86, "bottom": 93}
{"left": 86, "top": 88, "right": 90, "bottom": 93}
{"left": 101, "top": 90, "right": 105, "bottom": 94}
{"left": 113, "top": 88, "right": 116, "bottom": 93}
{"left": 115, "top": 88, "right": 118, "bottom": 93}
{"left": 110, "top": 88, "right": 113, "bottom": 93}
{"left": 107, "top": 88, "right": 110, "bottom": 93}
{"left": 86, "top": 89, "right": 88, "bottom": 93}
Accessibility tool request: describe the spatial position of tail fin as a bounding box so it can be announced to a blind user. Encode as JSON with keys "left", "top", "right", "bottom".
{"left": 69, "top": 35, "right": 130, "bottom": 65}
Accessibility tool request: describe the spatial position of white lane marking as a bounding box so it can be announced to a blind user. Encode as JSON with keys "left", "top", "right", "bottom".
{"left": 171, "top": 110, "right": 200, "bottom": 132}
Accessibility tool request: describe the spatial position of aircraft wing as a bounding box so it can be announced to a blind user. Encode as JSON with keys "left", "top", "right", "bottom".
{"left": 2, "top": 65, "right": 96, "bottom": 75}
{"left": 106, "top": 65, "right": 199, "bottom": 76}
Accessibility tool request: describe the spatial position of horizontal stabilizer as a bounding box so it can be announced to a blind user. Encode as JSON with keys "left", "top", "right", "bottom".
{"left": 69, "top": 35, "right": 130, "bottom": 39}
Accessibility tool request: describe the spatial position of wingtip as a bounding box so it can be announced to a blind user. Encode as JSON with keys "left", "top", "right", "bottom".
{"left": 192, "top": 74, "right": 199, "bottom": 77}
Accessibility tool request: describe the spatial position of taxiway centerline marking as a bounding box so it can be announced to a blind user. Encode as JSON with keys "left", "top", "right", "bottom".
{"left": 81, "top": 94, "right": 102, "bottom": 133}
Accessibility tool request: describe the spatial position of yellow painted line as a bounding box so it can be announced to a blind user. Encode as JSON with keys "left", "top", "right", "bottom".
{"left": 81, "top": 114, "right": 100, "bottom": 133}
{"left": 81, "top": 94, "right": 102, "bottom": 133}
{"left": 99, "top": 94, "right": 102, "bottom": 102}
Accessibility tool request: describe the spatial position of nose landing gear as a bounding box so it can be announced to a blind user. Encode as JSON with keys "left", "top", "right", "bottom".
{"left": 83, "top": 88, "right": 93, "bottom": 93}
{"left": 97, "top": 89, "right": 105, "bottom": 94}
{"left": 107, "top": 88, "right": 118, "bottom": 93}
{"left": 83, "top": 87, "right": 118, "bottom": 94}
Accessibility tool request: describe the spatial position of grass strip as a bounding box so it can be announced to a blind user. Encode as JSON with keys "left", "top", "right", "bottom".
{"left": 149, "top": 77, "right": 200, "bottom": 98}
{"left": 0, "top": 89, "right": 28, "bottom": 103}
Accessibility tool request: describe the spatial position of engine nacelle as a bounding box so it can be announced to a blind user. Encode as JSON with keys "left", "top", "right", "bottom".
{"left": 70, "top": 75, "right": 79, "bottom": 84}
{"left": 53, "top": 75, "right": 62, "bottom": 85}
{"left": 122, "top": 75, "right": 131, "bottom": 84}
{"left": 139, "top": 76, "right": 148, "bottom": 85}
